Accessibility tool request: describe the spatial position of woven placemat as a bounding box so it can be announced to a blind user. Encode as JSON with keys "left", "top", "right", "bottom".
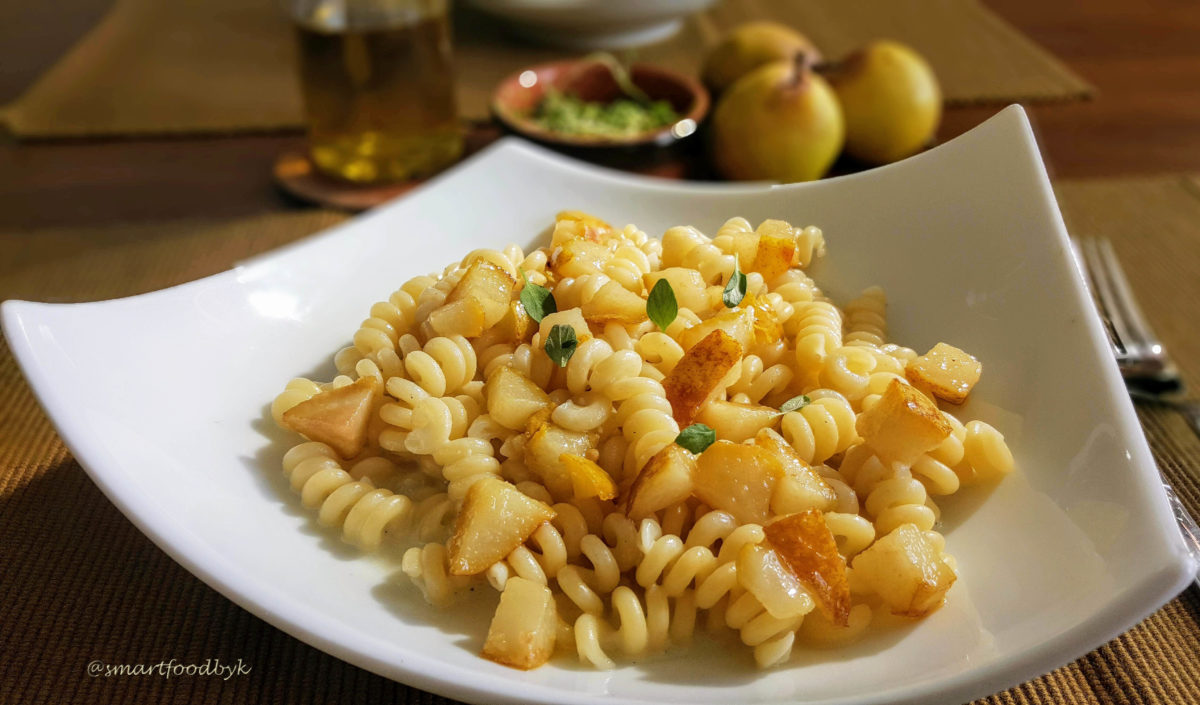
{"left": 1, "top": 175, "right": 1197, "bottom": 704}
{"left": 0, "top": 0, "right": 1093, "bottom": 138}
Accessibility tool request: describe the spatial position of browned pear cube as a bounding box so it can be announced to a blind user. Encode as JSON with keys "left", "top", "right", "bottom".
{"left": 736, "top": 543, "right": 810, "bottom": 619}
{"left": 752, "top": 220, "right": 797, "bottom": 282}
{"left": 643, "top": 268, "right": 710, "bottom": 312}
{"left": 855, "top": 379, "right": 951, "bottom": 467}
{"left": 446, "top": 259, "right": 516, "bottom": 328}
{"left": 764, "top": 509, "right": 850, "bottom": 626}
{"left": 447, "top": 478, "right": 556, "bottom": 576}
{"left": 551, "top": 239, "right": 612, "bottom": 278}
{"left": 524, "top": 422, "right": 596, "bottom": 498}
{"left": 473, "top": 300, "right": 537, "bottom": 350}
{"left": 551, "top": 210, "right": 612, "bottom": 246}
{"left": 429, "top": 297, "right": 488, "bottom": 338}
{"left": 485, "top": 366, "right": 551, "bottom": 431}
{"left": 906, "top": 343, "right": 982, "bottom": 405}
{"left": 581, "top": 279, "right": 648, "bottom": 325}
{"left": 693, "top": 440, "right": 781, "bottom": 524}
{"left": 281, "top": 376, "right": 378, "bottom": 458}
{"left": 624, "top": 444, "right": 696, "bottom": 519}
{"left": 850, "top": 523, "right": 956, "bottom": 617}
{"left": 753, "top": 429, "right": 836, "bottom": 514}
{"left": 748, "top": 294, "right": 783, "bottom": 346}
{"left": 695, "top": 399, "right": 779, "bottom": 443}
{"left": 558, "top": 454, "right": 617, "bottom": 501}
{"left": 677, "top": 305, "right": 755, "bottom": 352}
{"left": 482, "top": 576, "right": 557, "bottom": 669}
{"left": 663, "top": 329, "right": 743, "bottom": 426}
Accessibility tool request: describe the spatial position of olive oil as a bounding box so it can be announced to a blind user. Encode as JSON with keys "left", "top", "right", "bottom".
{"left": 295, "top": 4, "right": 462, "bottom": 183}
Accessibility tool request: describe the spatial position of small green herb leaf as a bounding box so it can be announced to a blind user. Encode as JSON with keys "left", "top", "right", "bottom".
{"left": 646, "top": 279, "right": 678, "bottom": 331}
{"left": 674, "top": 423, "right": 716, "bottom": 454}
{"left": 544, "top": 324, "right": 578, "bottom": 367}
{"left": 519, "top": 270, "right": 557, "bottom": 323}
{"left": 776, "top": 395, "right": 811, "bottom": 416}
{"left": 723, "top": 254, "right": 747, "bottom": 308}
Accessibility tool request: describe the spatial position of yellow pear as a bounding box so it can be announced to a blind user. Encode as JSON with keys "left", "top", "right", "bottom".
{"left": 701, "top": 22, "right": 820, "bottom": 95}
{"left": 825, "top": 40, "right": 942, "bottom": 165}
{"left": 710, "top": 58, "right": 844, "bottom": 183}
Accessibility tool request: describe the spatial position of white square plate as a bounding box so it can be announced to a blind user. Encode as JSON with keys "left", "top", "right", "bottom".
{"left": 4, "top": 106, "right": 1195, "bottom": 705}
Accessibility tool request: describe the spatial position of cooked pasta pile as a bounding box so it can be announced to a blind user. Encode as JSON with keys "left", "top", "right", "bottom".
{"left": 270, "top": 212, "right": 1015, "bottom": 670}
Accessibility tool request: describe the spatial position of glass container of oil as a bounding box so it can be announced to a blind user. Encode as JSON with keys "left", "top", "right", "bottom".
{"left": 289, "top": 0, "right": 463, "bottom": 183}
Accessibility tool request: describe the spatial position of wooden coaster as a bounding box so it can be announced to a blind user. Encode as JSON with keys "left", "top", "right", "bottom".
{"left": 272, "top": 151, "right": 423, "bottom": 212}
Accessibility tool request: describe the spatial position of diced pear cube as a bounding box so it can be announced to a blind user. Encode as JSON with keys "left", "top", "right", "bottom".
{"left": 752, "top": 220, "right": 797, "bottom": 282}
{"left": 524, "top": 421, "right": 596, "bottom": 498}
{"left": 558, "top": 454, "right": 616, "bottom": 501}
{"left": 447, "top": 478, "right": 556, "bottom": 575}
{"left": 429, "top": 297, "right": 488, "bottom": 338}
{"left": 748, "top": 294, "right": 783, "bottom": 346}
{"left": 551, "top": 210, "right": 612, "bottom": 246}
{"left": 482, "top": 576, "right": 557, "bottom": 670}
{"left": 753, "top": 429, "right": 836, "bottom": 514}
{"left": 643, "top": 268, "right": 711, "bottom": 313}
{"left": 446, "top": 259, "right": 516, "bottom": 329}
{"left": 693, "top": 440, "right": 780, "bottom": 524}
{"left": 736, "top": 543, "right": 811, "bottom": 619}
{"left": 581, "top": 279, "right": 648, "bottom": 325}
{"left": 695, "top": 399, "right": 779, "bottom": 443}
{"left": 764, "top": 509, "right": 850, "bottom": 626}
{"left": 730, "top": 227, "right": 759, "bottom": 267}
{"left": 485, "top": 366, "right": 551, "bottom": 431}
{"left": 855, "top": 379, "right": 951, "bottom": 467}
{"left": 281, "top": 376, "right": 378, "bottom": 458}
{"left": 624, "top": 444, "right": 696, "bottom": 519}
{"left": 551, "top": 239, "right": 612, "bottom": 279}
{"left": 906, "top": 343, "right": 982, "bottom": 405}
{"left": 474, "top": 301, "right": 536, "bottom": 350}
{"left": 538, "top": 308, "right": 590, "bottom": 346}
{"left": 663, "top": 329, "right": 743, "bottom": 426}
{"left": 677, "top": 305, "right": 755, "bottom": 352}
{"left": 849, "top": 523, "right": 956, "bottom": 617}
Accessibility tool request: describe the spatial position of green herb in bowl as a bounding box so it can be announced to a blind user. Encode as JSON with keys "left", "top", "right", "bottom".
{"left": 533, "top": 90, "right": 680, "bottom": 138}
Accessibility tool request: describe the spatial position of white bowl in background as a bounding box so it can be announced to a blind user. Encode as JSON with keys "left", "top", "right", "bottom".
{"left": 466, "top": 0, "right": 719, "bottom": 49}
{"left": 3, "top": 106, "right": 1195, "bottom": 705}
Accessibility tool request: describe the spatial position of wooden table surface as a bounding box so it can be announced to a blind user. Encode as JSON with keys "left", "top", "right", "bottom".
{"left": 2, "top": 0, "right": 1199, "bottom": 230}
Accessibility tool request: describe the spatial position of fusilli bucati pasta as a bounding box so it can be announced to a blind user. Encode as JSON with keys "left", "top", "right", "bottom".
{"left": 268, "top": 211, "right": 1015, "bottom": 671}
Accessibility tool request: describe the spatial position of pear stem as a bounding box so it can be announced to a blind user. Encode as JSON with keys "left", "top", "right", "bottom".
{"left": 790, "top": 51, "right": 816, "bottom": 88}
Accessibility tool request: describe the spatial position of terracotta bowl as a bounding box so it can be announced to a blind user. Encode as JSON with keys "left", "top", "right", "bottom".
{"left": 491, "top": 59, "right": 710, "bottom": 149}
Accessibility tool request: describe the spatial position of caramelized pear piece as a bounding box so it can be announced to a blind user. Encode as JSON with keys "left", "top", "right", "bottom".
{"left": 753, "top": 428, "right": 837, "bottom": 514}
{"left": 906, "top": 342, "right": 981, "bottom": 405}
{"left": 559, "top": 454, "right": 617, "bottom": 501}
{"left": 581, "top": 279, "right": 648, "bottom": 325}
{"left": 737, "top": 543, "right": 812, "bottom": 619}
{"left": 850, "top": 523, "right": 956, "bottom": 617}
{"left": 695, "top": 399, "right": 779, "bottom": 443}
{"left": 663, "top": 329, "right": 743, "bottom": 426}
{"left": 624, "top": 444, "right": 696, "bottom": 519}
{"left": 855, "top": 379, "right": 951, "bottom": 467}
{"left": 693, "top": 440, "right": 780, "bottom": 524}
{"left": 482, "top": 576, "right": 557, "bottom": 669}
{"left": 485, "top": 366, "right": 551, "bottom": 431}
{"left": 445, "top": 259, "right": 516, "bottom": 329}
{"left": 447, "top": 477, "right": 556, "bottom": 576}
{"left": 752, "top": 219, "right": 798, "bottom": 282}
{"left": 281, "top": 376, "right": 378, "bottom": 458}
{"left": 764, "top": 509, "right": 851, "bottom": 626}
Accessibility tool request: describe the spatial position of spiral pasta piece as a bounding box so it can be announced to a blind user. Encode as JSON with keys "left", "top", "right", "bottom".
{"left": 779, "top": 393, "right": 858, "bottom": 464}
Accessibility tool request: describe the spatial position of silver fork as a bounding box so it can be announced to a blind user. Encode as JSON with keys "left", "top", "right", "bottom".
{"left": 1073, "top": 237, "right": 1200, "bottom": 574}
